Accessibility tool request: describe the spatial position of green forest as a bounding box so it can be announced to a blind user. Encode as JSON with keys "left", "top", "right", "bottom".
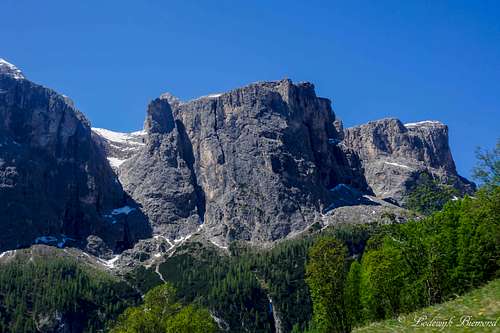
{"left": 0, "top": 142, "right": 498, "bottom": 332}
{"left": 0, "top": 257, "right": 139, "bottom": 332}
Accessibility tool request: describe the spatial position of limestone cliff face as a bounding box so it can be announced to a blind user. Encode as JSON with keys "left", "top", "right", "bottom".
{"left": 343, "top": 118, "right": 474, "bottom": 202}
{"left": 0, "top": 57, "right": 475, "bottom": 253}
{"left": 120, "top": 80, "right": 368, "bottom": 244}
{"left": 0, "top": 60, "right": 150, "bottom": 253}
{"left": 119, "top": 98, "right": 202, "bottom": 239}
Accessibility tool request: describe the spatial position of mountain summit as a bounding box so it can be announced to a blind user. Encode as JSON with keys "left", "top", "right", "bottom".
{"left": 0, "top": 61, "right": 474, "bottom": 258}
{"left": 0, "top": 58, "right": 25, "bottom": 80}
{"left": 0, "top": 59, "right": 150, "bottom": 254}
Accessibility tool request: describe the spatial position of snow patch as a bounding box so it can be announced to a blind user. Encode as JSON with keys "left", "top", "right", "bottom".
{"left": 384, "top": 161, "right": 411, "bottom": 169}
{"left": 92, "top": 128, "right": 146, "bottom": 145}
{"left": 130, "top": 130, "right": 146, "bottom": 136}
{"left": 110, "top": 205, "right": 135, "bottom": 215}
{"left": 34, "top": 236, "right": 58, "bottom": 244}
{"left": 330, "top": 183, "right": 351, "bottom": 192}
{"left": 191, "top": 93, "right": 223, "bottom": 102}
{"left": 107, "top": 157, "right": 126, "bottom": 168}
{"left": 404, "top": 120, "right": 443, "bottom": 128}
{"left": 173, "top": 233, "right": 193, "bottom": 244}
{"left": 34, "top": 235, "right": 75, "bottom": 248}
{"left": 0, "top": 250, "right": 15, "bottom": 258}
{"left": 154, "top": 235, "right": 174, "bottom": 247}
{"left": 0, "top": 58, "right": 25, "bottom": 80}
{"left": 99, "top": 255, "right": 120, "bottom": 269}
{"left": 206, "top": 93, "right": 222, "bottom": 98}
{"left": 210, "top": 239, "right": 228, "bottom": 250}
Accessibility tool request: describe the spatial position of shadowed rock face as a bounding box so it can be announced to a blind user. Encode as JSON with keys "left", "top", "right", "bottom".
{"left": 119, "top": 98, "right": 202, "bottom": 239}
{"left": 0, "top": 62, "right": 150, "bottom": 253}
{"left": 120, "top": 80, "right": 369, "bottom": 244}
{"left": 343, "top": 118, "right": 475, "bottom": 202}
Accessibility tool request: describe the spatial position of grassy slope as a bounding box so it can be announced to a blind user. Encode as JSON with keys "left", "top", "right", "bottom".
{"left": 354, "top": 279, "right": 500, "bottom": 333}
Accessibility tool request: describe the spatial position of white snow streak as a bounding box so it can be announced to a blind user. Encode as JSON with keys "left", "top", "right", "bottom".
{"left": 99, "top": 255, "right": 120, "bottom": 269}
{"left": 0, "top": 250, "right": 15, "bottom": 258}
{"left": 92, "top": 128, "right": 145, "bottom": 145}
{"left": 210, "top": 240, "right": 228, "bottom": 250}
{"left": 404, "top": 120, "right": 443, "bottom": 128}
{"left": 205, "top": 93, "right": 222, "bottom": 98}
{"left": 107, "top": 157, "right": 126, "bottom": 168}
{"left": 384, "top": 161, "right": 411, "bottom": 169}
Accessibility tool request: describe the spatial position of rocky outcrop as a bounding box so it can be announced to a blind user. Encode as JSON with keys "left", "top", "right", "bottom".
{"left": 343, "top": 118, "right": 474, "bottom": 202}
{"left": 120, "top": 80, "right": 369, "bottom": 244}
{"left": 119, "top": 97, "right": 202, "bottom": 239}
{"left": 0, "top": 59, "right": 150, "bottom": 253}
{"left": 0, "top": 57, "right": 474, "bottom": 253}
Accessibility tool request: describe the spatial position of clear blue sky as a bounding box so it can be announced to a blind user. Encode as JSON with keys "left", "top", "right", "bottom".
{"left": 1, "top": 1, "right": 499, "bottom": 179}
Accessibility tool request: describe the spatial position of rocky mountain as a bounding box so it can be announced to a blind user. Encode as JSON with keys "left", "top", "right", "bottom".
{"left": 119, "top": 80, "right": 370, "bottom": 246}
{"left": 0, "top": 58, "right": 150, "bottom": 254}
{"left": 343, "top": 118, "right": 475, "bottom": 202}
{"left": 0, "top": 58, "right": 474, "bottom": 258}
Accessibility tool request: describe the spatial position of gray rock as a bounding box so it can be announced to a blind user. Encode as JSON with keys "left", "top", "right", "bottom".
{"left": 0, "top": 59, "right": 475, "bottom": 254}
{"left": 85, "top": 235, "right": 113, "bottom": 259}
{"left": 0, "top": 63, "right": 151, "bottom": 252}
{"left": 343, "top": 118, "right": 475, "bottom": 203}
{"left": 119, "top": 97, "right": 204, "bottom": 240}
{"left": 120, "top": 79, "right": 369, "bottom": 245}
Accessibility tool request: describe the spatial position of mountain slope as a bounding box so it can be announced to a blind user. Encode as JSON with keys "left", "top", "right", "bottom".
{"left": 0, "top": 58, "right": 150, "bottom": 253}
{"left": 0, "top": 245, "right": 140, "bottom": 332}
{"left": 354, "top": 278, "right": 500, "bottom": 333}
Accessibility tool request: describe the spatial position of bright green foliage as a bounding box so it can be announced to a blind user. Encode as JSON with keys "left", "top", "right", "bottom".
{"left": 165, "top": 304, "right": 217, "bottom": 333}
{"left": 345, "top": 261, "right": 362, "bottom": 325}
{"left": 358, "top": 186, "right": 499, "bottom": 324}
{"left": 360, "top": 240, "right": 407, "bottom": 321}
{"left": 354, "top": 278, "right": 500, "bottom": 333}
{"left": 405, "top": 173, "right": 459, "bottom": 215}
{"left": 305, "top": 237, "right": 350, "bottom": 333}
{"left": 454, "top": 187, "right": 500, "bottom": 290}
{"left": 110, "top": 283, "right": 217, "bottom": 333}
{"left": 0, "top": 257, "right": 139, "bottom": 333}
{"left": 473, "top": 138, "right": 500, "bottom": 188}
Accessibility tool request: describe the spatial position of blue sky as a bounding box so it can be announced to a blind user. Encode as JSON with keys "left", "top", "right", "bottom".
{"left": 1, "top": 1, "right": 499, "bottom": 179}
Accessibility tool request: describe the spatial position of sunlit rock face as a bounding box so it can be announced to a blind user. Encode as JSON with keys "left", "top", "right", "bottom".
{"left": 0, "top": 57, "right": 474, "bottom": 253}
{"left": 343, "top": 118, "right": 475, "bottom": 202}
{"left": 119, "top": 79, "right": 369, "bottom": 245}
